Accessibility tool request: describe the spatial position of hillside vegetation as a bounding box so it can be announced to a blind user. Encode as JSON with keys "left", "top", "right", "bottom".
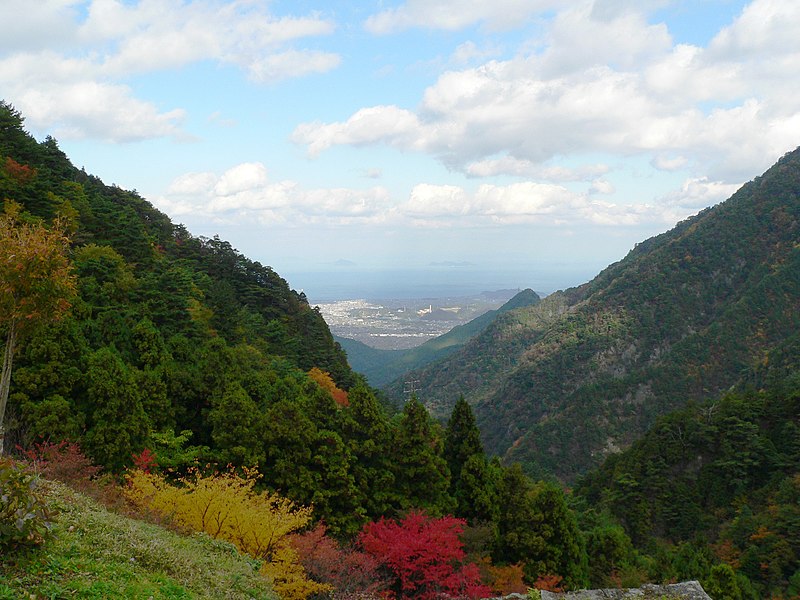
{"left": 0, "top": 101, "right": 593, "bottom": 598}
{"left": 0, "top": 479, "right": 276, "bottom": 599}
{"left": 398, "top": 147, "right": 800, "bottom": 480}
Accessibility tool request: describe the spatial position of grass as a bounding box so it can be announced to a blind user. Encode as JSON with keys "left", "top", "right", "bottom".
{"left": 0, "top": 480, "right": 277, "bottom": 599}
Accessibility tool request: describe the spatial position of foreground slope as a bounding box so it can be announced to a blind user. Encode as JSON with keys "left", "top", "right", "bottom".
{"left": 0, "top": 481, "right": 276, "bottom": 599}
{"left": 405, "top": 147, "right": 800, "bottom": 480}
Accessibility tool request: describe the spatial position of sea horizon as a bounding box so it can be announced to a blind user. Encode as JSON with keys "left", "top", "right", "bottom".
{"left": 283, "top": 264, "right": 603, "bottom": 304}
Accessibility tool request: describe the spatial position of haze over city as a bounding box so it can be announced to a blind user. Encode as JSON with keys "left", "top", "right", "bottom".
{"left": 3, "top": 0, "right": 799, "bottom": 296}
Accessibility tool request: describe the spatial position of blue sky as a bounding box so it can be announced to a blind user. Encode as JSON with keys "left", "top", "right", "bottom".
{"left": 2, "top": 0, "right": 799, "bottom": 295}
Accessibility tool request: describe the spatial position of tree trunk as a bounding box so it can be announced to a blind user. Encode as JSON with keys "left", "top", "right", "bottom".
{"left": 0, "top": 319, "right": 18, "bottom": 456}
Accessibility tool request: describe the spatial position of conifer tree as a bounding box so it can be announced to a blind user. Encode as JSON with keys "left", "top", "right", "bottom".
{"left": 208, "top": 380, "right": 265, "bottom": 467}
{"left": 341, "top": 383, "right": 399, "bottom": 518}
{"left": 392, "top": 396, "right": 453, "bottom": 516}
{"left": 445, "top": 396, "right": 497, "bottom": 522}
{"left": 83, "top": 346, "right": 149, "bottom": 470}
{"left": 494, "top": 464, "right": 588, "bottom": 589}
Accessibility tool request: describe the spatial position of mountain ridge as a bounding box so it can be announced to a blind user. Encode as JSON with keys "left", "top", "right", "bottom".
{"left": 397, "top": 146, "right": 800, "bottom": 480}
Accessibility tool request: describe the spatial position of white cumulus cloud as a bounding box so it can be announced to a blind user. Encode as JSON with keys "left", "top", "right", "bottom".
{"left": 0, "top": 0, "right": 340, "bottom": 142}
{"left": 297, "top": 0, "right": 800, "bottom": 186}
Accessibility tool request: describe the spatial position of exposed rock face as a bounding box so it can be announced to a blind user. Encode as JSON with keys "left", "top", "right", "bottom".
{"left": 489, "top": 580, "right": 712, "bottom": 600}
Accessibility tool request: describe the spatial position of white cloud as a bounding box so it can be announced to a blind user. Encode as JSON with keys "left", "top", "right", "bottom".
{"left": 450, "top": 41, "right": 502, "bottom": 65}
{"left": 364, "top": 0, "right": 558, "bottom": 34}
{"left": 155, "top": 162, "right": 393, "bottom": 226}
{"left": 466, "top": 157, "right": 610, "bottom": 180}
{"left": 292, "top": 105, "right": 425, "bottom": 157}
{"left": 0, "top": 0, "right": 80, "bottom": 52}
{"left": 651, "top": 155, "right": 688, "bottom": 172}
{"left": 157, "top": 161, "right": 734, "bottom": 234}
{"left": 398, "top": 180, "right": 679, "bottom": 227}
{"left": 0, "top": 0, "right": 339, "bottom": 142}
{"left": 590, "top": 179, "right": 615, "bottom": 195}
{"left": 246, "top": 49, "right": 341, "bottom": 83}
{"left": 214, "top": 162, "right": 269, "bottom": 197}
{"left": 403, "top": 184, "right": 470, "bottom": 218}
{"left": 13, "top": 78, "right": 187, "bottom": 143}
{"left": 297, "top": 0, "right": 800, "bottom": 186}
{"left": 659, "top": 177, "right": 742, "bottom": 214}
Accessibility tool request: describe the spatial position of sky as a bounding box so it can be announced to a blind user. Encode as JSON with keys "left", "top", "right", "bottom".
{"left": 2, "top": 0, "right": 800, "bottom": 296}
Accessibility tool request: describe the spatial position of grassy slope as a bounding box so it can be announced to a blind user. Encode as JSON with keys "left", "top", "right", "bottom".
{"left": 0, "top": 481, "right": 276, "bottom": 600}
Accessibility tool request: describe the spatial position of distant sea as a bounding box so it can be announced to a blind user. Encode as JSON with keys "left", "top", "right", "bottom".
{"left": 283, "top": 265, "right": 602, "bottom": 303}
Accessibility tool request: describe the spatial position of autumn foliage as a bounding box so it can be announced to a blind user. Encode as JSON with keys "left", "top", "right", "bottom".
{"left": 20, "top": 439, "right": 101, "bottom": 493}
{"left": 358, "top": 511, "right": 491, "bottom": 600}
{"left": 125, "top": 467, "right": 328, "bottom": 600}
{"left": 308, "top": 367, "right": 349, "bottom": 407}
{"left": 291, "top": 523, "right": 391, "bottom": 599}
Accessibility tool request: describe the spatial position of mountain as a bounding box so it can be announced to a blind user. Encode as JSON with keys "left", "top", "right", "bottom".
{"left": 395, "top": 147, "right": 800, "bottom": 481}
{"left": 0, "top": 100, "right": 355, "bottom": 462}
{"left": 339, "top": 288, "right": 541, "bottom": 387}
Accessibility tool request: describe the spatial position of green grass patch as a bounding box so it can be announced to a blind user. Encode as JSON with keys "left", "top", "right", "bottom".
{"left": 0, "top": 481, "right": 276, "bottom": 599}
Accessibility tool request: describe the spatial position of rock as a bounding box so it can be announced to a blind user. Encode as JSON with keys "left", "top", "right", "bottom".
{"left": 487, "top": 581, "right": 712, "bottom": 600}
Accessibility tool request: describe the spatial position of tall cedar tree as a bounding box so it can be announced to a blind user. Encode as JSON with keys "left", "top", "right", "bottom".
{"left": 392, "top": 396, "right": 453, "bottom": 516}
{"left": 83, "top": 346, "right": 149, "bottom": 471}
{"left": 445, "top": 396, "right": 498, "bottom": 523}
{"left": 340, "top": 383, "right": 399, "bottom": 519}
{"left": 494, "top": 464, "right": 588, "bottom": 589}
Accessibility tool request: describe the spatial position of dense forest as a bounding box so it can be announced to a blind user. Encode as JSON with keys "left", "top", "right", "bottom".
{"left": 394, "top": 145, "right": 800, "bottom": 484}
{"left": 2, "top": 100, "right": 800, "bottom": 599}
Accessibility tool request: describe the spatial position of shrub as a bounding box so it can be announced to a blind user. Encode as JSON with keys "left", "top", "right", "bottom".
{"left": 0, "top": 458, "right": 54, "bottom": 550}
{"left": 291, "top": 523, "right": 390, "bottom": 599}
{"left": 358, "top": 511, "right": 491, "bottom": 600}
{"left": 126, "top": 466, "right": 328, "bottom": 600}
{"left": 21, "top": 439, "right": 102, "bottom": 492}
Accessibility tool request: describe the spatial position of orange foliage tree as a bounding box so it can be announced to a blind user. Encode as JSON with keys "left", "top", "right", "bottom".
{"left": 308, "top": 367, "right": 349, "bottom": 407}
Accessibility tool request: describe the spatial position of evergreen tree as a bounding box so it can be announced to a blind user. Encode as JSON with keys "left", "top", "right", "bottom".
{"left": 392, "top": 396, "right": 453, "bottom": 516}
{"left": 494, "top": 465, "right": 588, "bottom": 589}
{"left": 83, "top": 346, "right": 149, "bottom": 471}
{"left": 208, "top": 380, "right": 264, "bottom": 467}
{"left": 341, "top": 383, "right": 399, "bottom": 518}
{"left": 444, "top": 396, "right": 497, "bottom": 522}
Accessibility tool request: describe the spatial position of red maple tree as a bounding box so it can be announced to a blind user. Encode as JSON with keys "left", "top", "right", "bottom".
{"left": 358, "top": 511, "right": 491, "bottom": 600}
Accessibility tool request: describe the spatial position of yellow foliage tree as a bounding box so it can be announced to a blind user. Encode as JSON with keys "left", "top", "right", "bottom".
{"left": 126, "top": 467, "right": 330, "bottom": 599}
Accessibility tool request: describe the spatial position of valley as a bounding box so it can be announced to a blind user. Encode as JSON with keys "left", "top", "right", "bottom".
{"left": 317, "top": 290, "right": 520, "bottom": 350}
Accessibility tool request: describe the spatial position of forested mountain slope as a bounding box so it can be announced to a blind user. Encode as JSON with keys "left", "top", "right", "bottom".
{"left": 0, "top": 101, "right": 372, "bottom": 529}
{"left": 400, "top": 146, "right": 800, "bottom": 481}
{"left": 574, "top": 336, "right": 800, "bottom": 596}
{"left": 340, "top": 288, "right": 541, "bottom": 386}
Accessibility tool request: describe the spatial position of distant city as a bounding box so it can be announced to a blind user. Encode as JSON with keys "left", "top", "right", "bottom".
{"left": 316, "top": 290, "right": 519, "bottom": 350}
